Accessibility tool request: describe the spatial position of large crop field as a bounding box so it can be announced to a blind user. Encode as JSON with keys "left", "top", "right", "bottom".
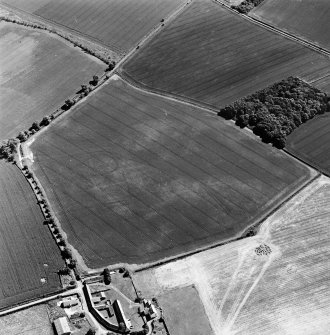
{"left": 0, "top": 161, "right": 63, "bottom": 310}
{"left": 251, "top": 0, "right": 330, "bottom": 51}
{"left": 1, "top": 0, "right": 187, "bottom": 54}
{"left": 134, "top": 176, "right": 330, "bottom": 335}
{"left": 121, "top": 0, "right": 330, "bottom": 109}
{"left": 286, "top": 114, "right": 330, "bottom": 176}
{"left": 0, "top": 21, "right": 104, "bottom": 141}
{"left": 30, "top": 76, "right": 311, "bottom": 267}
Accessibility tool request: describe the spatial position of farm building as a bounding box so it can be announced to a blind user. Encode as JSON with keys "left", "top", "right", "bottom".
{"left": 53, "top": 317, "right": 71, "bottom": 335}
{"left": 113, "top": 299, "right": 131, "bottom": 330}
{"left": 61, "top": 298, "right": 79, "bottom": 308}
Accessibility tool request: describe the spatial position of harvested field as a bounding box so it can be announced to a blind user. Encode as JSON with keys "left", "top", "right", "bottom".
{"left": 30, "top": 76, "right": 311, "bottom": 267}
{"left": 251, "top": 0, "right": 330, "bottom": 51}
{"left": 286, "top": 114, "right": 330, "bottom": 176}
{"left": 0, "top": 304, "right": 54, "bottom": 335}
{"left": 121, "top": 0, "right": 330, "bottom": 109}
{"left": 0, "top": 21, "right": 104, "bottom": 140}
{"left": 2, "top": 0, "right": 187, "bottom": 54}
{"left": 0, "top": 161, "right": 63, "bottom": 311}
{"left": 134, "top": 176, "right": 330, "bottom": 335}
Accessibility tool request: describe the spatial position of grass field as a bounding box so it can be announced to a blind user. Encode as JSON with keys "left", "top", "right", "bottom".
{"left": 0, "top": 21, "right": 104, "bottom": 140}
{"left": 0, "top": 304, "right": 54, "bottom": 334}
{"left": 29, "top": 76, "right": 311, "bottom": 267}
{"left": 1, "top": 0, "right": 187, "bottom": 54}
{"left": 159, "top": 285, "right": 214, "bottom": 335}
{"left": 0, "top": 161, "right": 63, "bottom": 310}
{"left": 251, "top": 0, "right": 330, "bottom": 51}
{"left": 286, "top": 114, "right": 330, "bottom": 176}
{"left": 121, "top": 0, "right": 330, "bottom": 109}
{"left": 134, "top": 176, "right": 330, "bottom": 335}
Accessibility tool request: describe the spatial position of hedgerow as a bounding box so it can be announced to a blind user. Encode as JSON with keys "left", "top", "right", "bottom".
{"left": 0, "top": 16, "right": 117, "bottom": 66}
{"left": 218, "top": 77, "right": 329, "bottom": 148}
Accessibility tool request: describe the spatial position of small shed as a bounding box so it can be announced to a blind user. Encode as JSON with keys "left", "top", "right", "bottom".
{"left": 54, "top": 317, "right": 71, "bottom": 335}
{"left": 61, "top": 299, "right": 78, "bottom": 308}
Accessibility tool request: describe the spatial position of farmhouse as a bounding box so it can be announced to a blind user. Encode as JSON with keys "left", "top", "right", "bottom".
{"left": 53, "top": 317, "right": 71, "bottom": 335}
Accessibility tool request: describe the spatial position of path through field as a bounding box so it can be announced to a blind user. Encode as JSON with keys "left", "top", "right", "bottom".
{"left": 134, "top": 175, "right": 330, "bottom": 335}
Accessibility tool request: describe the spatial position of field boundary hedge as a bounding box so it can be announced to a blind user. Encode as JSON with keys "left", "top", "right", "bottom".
{"left": 0, "top": 14, "right": 118, "bottom": 65}
{"left": 218, "top": 77, "right": 330, "bottom": 148}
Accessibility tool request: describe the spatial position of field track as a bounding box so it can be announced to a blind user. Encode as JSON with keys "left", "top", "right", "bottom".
{"left": 121, "top": 0, "right": 330, "bottom": 109}
{"left": 134, "top": 175, "right": 330, "bottom": 335}
{"left": 1, "top": 0, "right": 187, "bottom": 54}
{"left": 0, "top": 161, "right": 63, "bottom": 311}
{"left": 0, "top": 21, "right": 104, "bottom": 140}
{"left": 30, "top": 76, "right": 311, "bottom": 268}
{"left": 251, "top": 0, "right": 330, "bottom": 52}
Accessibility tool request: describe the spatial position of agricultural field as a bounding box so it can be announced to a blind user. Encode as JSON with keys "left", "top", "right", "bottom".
{"left": 0, "top": 21, "right": 105, "bottom": 141}
{"left": 134, "top": 176, "right": 330, "bottom": 335}
{"left": 251, "top": 0, "right": 330, "bottom": 51}
{"left": 0, "top": 161, "right": 63, "bottom": 310}
{"left": 1, "top": 0, "right": 187, "bottom": 54}
{"left": 158, "top": 285, "right": 214, "bottom": 335}
{"left": 30, "top": 76, "right": 312, "bottom": 268}
{"left": 312, "top": 75, "right": 330, "bottom": 95}
{"left": 286, "top": 113, "right": 330, "bottom": 176}
{"left": 0, "top": 304, "right": 54, "bottom": 335}
{"left": 120, "top": 0, "right": 330, "bottom": 109}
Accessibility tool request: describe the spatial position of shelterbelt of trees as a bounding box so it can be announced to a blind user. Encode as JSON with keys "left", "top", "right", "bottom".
{"left": 232, "top": 0, "right": 265, "bottom": 14}
{"left": 219, "top": 77, "right": 330, "bottom": 148}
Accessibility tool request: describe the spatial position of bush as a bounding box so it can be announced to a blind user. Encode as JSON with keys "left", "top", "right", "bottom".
{"left": 58, "top": 267, "right": 70, "bottom": 275}
{"left": 58, "top": 238, "right": 66, "bottom": 246}
{"left": 40, "top": 116, "right": 50, "bottom": 127}
{"left": 0, "top": 138, "right": 18, "bottom": 160}
{"left": 62, "top": 247, "right": 73, "bottom": 260}
{"left": 69, "top": 259, "right": 77, "bottom": 269}
{"left": 17, "top": 131, "right": 28, "bottom": 142}
{"left": 86, "top": 328, "right": 96, "bottom": 335}
{"left": 30, "top": 121, "right": 40, "bottom": 131}
{"left": 103, "top": 268, "right": 111, "bottom": 285}
{"left": 53, "top": 228, "right": 59, "bottom": 235}
{"left": 91, "top": 75, "right": 99, "bottom": 86}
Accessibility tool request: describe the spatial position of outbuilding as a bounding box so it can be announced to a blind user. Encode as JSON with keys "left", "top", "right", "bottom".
{"left": 54, "top": 317, "right": 71, "bottom": 335}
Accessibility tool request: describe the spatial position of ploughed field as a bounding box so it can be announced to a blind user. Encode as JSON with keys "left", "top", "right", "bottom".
{"left": 0, "top": 161, "right": 63, "bottom": 310}
{"left": 134, "top": 176, "right": 330, "bottom": 335}
{"left": 251, "top": 0, "right": 330, "bottom": 51}
{"left": 1, "top": 0, "right": 187, "bottom": 54}
{"left": 30, "top": 77, "right": 311, "bottom": 267}
{"left": 121, "top": 0, "right": 330, "bottom": 109}
{"left": 286, "top": 114, "right": 330, "bottom": 176}
{"left": 0, "top": 21, "right": 104, "bottom": 140}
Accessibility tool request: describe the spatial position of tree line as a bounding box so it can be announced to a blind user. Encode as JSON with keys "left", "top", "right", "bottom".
{"left": 218, "top": 76, "right": 329, "bottom": 148}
